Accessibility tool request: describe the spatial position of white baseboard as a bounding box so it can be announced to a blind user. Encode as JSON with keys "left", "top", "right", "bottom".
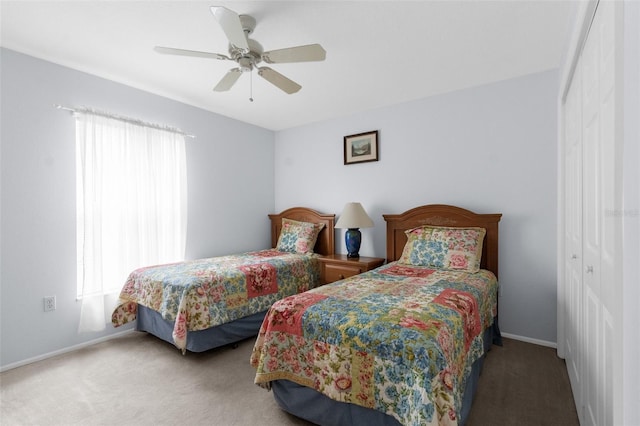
{"left": 1, "top": 329, "right": 557, "bottom": 372}
{"left": 501, "top": 332, "right": 557, "bottom": 349}
{"left": 0, "top": 329, "right": 136, "bottom": 373}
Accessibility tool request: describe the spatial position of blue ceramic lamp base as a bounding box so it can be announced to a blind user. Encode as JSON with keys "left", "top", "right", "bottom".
{"left": 345, "top": 228, "right": 362, "bottom": 258}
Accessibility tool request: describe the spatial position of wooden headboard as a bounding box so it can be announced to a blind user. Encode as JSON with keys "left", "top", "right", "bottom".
{"left": 268, "top": 207, "right": 336, "bottom": 256}
{"left": 383, "top": 204, "right": 502, "bottom": 277}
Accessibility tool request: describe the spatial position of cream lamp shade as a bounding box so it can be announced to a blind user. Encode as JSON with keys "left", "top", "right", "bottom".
{"left": 335, "top": 202, "right": 373, "bottom": 258}
{"left": 335, "top": 202, "right": 374, "bottom": 229}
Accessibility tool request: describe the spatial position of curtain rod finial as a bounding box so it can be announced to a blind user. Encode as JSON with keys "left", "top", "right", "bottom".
{"left": 54, "top": 104, "right": 75, "bottom": 113}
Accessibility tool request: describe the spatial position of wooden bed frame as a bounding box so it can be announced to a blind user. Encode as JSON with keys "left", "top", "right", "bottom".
{"left": 269, "top": 207, "right": 335, "bottom": 256}
{"left": 383, "top": 204, "right": 502, "bottom": 277}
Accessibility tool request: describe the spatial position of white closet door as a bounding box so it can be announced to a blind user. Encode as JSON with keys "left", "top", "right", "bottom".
{"left": 581, "top": 1, "right": 619, "bottom": 425}
{"left": 581, "top": 6, "right": 603, "bottom": 422}
{"left": 563, "top": 56, "right": 583, "bottom": 413}
{"left": 561, "top": 1, "right": 624, "bottom": 424}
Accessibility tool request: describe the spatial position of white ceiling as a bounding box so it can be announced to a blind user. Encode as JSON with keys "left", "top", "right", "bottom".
{"left": 1, "top": 1, "right": 574, "bottom": 131}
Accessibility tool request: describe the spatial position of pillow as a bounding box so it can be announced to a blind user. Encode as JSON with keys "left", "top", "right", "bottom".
{"left": 397, "top": 225, "right": 486, "bottom": 272}
{"left": 276, "top": 218, "right": 325, "bottom": 254}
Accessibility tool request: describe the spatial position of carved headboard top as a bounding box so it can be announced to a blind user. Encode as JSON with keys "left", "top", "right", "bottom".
{"left": 268, "top": 207, "right": 335, "bottom": 256}
{"left": 383, "top": 204, "right": 502, "bottom": 277}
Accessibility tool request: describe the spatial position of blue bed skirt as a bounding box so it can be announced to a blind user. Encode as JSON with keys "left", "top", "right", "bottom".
{"left": 271, "top": 321, "right": 501, "bottom": 425}
{"left": 136, "top": 304, "right": 266, "bottom": 352}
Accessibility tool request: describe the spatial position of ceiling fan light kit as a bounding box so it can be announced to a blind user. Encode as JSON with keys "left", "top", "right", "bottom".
{"left": 154, "top": 6, "right": 326, "bottom": 98}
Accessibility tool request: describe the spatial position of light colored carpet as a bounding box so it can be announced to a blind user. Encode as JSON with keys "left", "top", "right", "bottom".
{"left": 0, "top": 332, "right": 310, "bottom": 426}
{"left": 0, "top": 332, "right": 578, "bottom": 425}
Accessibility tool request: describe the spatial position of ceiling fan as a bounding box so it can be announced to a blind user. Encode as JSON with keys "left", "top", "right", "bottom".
{"left": 154, "top": 6, "right": 326, "bottom": 97}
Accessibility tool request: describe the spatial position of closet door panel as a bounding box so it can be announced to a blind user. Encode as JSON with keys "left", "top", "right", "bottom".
{"left": 584, "top": 285, "right": 600, "bottom": 426}
{"left": 602, "top": 307, "right": 614, "bottom": 426}
{"left": 563, "top": 60, "right": 583, "bottom": 408}
{"left": 598, "top": 0, "right": 620, "bottom": 313}
{"left": 582, "top": 24, "right": 601, "bottom": 298}
{"left": 580, "top": 2, "right": 618, "bottom": 425}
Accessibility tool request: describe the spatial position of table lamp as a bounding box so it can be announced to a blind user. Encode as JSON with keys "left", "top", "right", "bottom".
{"left": 335, "top": 202, "right": 374, "bottom": 258}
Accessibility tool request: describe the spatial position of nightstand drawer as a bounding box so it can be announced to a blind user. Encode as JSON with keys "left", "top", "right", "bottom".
{"left": 324, "top": 263, "right": 364, "bottom": 283}
{"left": 318, "top": 254, "right": 385, "bottom": 285}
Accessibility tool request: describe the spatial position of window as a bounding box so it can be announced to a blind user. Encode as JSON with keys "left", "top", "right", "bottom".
{"left": 75, "top": 111, "right": 187, "bottom": 332}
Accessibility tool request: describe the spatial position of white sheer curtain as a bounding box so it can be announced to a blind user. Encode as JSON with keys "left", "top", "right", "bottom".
{"left": 75, "top": 111, "right": 187, "bottom": 332}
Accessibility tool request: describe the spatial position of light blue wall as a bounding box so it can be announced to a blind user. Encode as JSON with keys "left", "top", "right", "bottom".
{"left": 275, "top": 70, "right": 559, "bottom": 344}
{"left": 0, "top": 49, "right": 275, "bottom": 369}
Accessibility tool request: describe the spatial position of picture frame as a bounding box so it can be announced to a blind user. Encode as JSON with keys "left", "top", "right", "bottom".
{"left": 344, "top": 130, "right": 379, "bottom": 165}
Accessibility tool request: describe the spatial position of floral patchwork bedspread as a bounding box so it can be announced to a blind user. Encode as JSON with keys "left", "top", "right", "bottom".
{"left": 112, "top": 249, "right": 321, "bottom": 351}
{"left": 250, "top": 262, "right": 498, "bottom": 426}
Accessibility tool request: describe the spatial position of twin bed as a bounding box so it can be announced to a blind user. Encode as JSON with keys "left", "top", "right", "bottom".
{"left": 111, "top": 207, "right": 335, "bottom": 353}
{"left": 251, "top": 204, "right": 502, "bottom": 425}
{"left": 112, "top": 204, "right": 501, "bottom": 425}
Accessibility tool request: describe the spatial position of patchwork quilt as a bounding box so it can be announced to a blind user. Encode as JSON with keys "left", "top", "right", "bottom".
{"left": 250, "top": 262, "right": 498, "bottom": 426}
{"left": 112, "top": 249, "right": 321, "bottom": 351}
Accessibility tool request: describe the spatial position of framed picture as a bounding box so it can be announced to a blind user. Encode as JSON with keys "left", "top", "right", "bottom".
{"left": 344, "top": 130, "right": 379, "bottom": 165}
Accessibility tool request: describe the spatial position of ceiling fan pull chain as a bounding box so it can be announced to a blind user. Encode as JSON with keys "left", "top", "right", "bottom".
{"left": 249, "top": 69, "right": 254, "bottom": 102}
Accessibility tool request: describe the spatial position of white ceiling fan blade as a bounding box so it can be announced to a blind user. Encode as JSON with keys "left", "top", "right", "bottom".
{"left": 262, "top": 44, "right": 326, "bottom": 64}
{"left": 154, "top": 46, "right": 229, "bottom": 60}
{"left": 213, "top": 68, "right": 242, "bottom": 92}
{"left": 257, "top": 67, "right": 301, "bottom": 94}
{"left": 210, "top": 6, "right": 249, "bottom": 52}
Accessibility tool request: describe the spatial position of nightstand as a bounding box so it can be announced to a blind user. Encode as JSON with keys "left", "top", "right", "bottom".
{"left": 318, "top": 254, "right": 385, "bottom": 285}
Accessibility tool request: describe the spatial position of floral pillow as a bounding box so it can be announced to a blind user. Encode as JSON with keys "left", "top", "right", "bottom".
{"left": 397, "top": 225, "right": 486, "bottom": 272}
{"left": 276, "top": 218, "right": 325, "bottom": 254}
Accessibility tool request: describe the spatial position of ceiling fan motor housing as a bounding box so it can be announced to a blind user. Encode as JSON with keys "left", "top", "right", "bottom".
{"left": 237, "top": 57, "right": 253, "bottom": 72}
{"left": 230, "top": 38, "right": 263, "bottom": 71}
